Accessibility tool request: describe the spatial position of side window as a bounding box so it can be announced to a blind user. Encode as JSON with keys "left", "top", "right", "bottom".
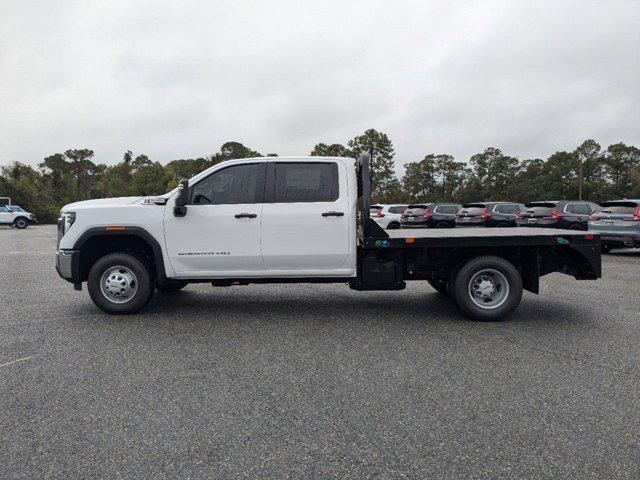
{"left": 573, "top": 203, "right": 591, "bottom": 215}
{"left": 564, "top": 204, "right": 575, "bottom": 214}
{"left": 502, "top": 205, "right": 518, "bottom": 214}
{"left": 273, "top": 162, "right": 338, "bottom": 203}
{"left": 0, "top": 206, "right": 7, "bottom": 212}
{"left": 190, "top": 163, "right": 265, "bottom": 205}
{"left": 436, "top": 205, "right": 456, "bottom": 214}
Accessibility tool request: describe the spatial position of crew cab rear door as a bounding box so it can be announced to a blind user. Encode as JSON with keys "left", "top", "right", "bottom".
{"left": 260, "top": 159, "right": 354, "bottom": 274}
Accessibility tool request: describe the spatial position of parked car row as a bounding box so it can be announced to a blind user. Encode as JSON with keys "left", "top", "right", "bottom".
{"left": 0, "top": 205, "right": 38, "bottom": 229}
{"left": 371, "top": 199, "right": 640, "bottom": 252}
{"left": 371, "top": 200, "right": 597, "bottom": 230}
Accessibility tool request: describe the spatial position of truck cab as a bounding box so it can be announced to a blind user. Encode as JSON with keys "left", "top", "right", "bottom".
{"left": 56, "top": 154, "right": 601, "bottom": 321}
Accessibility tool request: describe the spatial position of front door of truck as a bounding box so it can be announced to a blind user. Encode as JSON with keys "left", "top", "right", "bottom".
{"left": 260, "top": 160, "right": 352, "bottom": 274}
{"left": 164, "top": 162, "right": 266, "bottom": 276}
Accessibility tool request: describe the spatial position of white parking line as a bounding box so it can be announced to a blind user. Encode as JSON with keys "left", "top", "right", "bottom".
{"left": 0, "top": 356, "right": 34, "bottom": 368}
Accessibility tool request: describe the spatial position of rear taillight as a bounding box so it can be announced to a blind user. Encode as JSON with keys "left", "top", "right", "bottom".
{"left": 544, "top": 208, "right": 562, "bottom": 220}
{"left": 376, "top": 209, "right": 384, "bottom": 218}
{"left": 623, "top": 206, "right": 640, "bottom": 221}
{"left": 589, "top": 216, "right": 600, "bottom": 221}
{"left": 475, "top": 207, "right": 490, "bottom": 219}
{"left": 423, "top": 207, "right": 431, "bottom": 219}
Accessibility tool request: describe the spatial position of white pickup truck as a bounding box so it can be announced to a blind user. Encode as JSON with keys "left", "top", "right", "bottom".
{"left": 56, "top": 154, "right": 601, "bottom": 321}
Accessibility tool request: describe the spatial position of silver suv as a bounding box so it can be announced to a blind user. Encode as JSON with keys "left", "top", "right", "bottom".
{"left": 589, "top": 200, "right": 640, "bottom": 252}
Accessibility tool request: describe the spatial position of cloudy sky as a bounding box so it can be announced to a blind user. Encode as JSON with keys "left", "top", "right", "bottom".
{"left": 1, "top": 0, "right": 639, "bottom": 176}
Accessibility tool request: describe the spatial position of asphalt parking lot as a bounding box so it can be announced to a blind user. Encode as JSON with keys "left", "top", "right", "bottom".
{"left": 1, "top": 225, "right": 638, "bottom": 479}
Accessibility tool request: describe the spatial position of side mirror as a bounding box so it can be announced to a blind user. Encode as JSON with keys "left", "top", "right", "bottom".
{"left": 174, "top": 179, "right": 189, "bottom": 217}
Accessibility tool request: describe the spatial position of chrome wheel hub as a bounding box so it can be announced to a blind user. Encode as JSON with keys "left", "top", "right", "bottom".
{"left": 468, "top": 269, "right": 509, "bottom": 309}
{"left": 100, "top": 266, "right": 138, "bottom": 304}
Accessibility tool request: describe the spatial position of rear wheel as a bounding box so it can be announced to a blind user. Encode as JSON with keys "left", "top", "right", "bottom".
{"left": 450, "top": 256, "right": 523, "bottom": 321}
{"left": 14, "top": 218, "right": 28, "bottom": 229}
{"left": 386, "top": 222, "right": 400, "bottom": 229}
{"left": 569, "top": 224, "right": 583, "bottom": 230}
{"left": 495, "top": 222, "right": 510, "bottom": 228}
{"left": 435, "top": 221, "right": 449, "bottom": 228}
{"left": 88, "top": 253, "right": 155, "bottom": 314}
{"left": 601, "top": 244, "right": 612, "bottom": 254}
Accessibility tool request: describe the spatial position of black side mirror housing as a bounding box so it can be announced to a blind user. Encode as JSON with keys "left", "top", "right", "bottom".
{"left": 174, "top": 179, "right": 189, "bottom": 217}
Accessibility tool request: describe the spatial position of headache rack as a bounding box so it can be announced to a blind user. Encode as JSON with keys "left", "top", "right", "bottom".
{"left": 355, "top": 152, "right": 389, "bottom": 247}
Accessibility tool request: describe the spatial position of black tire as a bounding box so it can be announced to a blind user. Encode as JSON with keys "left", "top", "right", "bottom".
{"left": 14, "top": 217, "right": 28, "bottom": 229}
{"left": 450, "top": 256, "right": 523, "bottom": 322}
{"left": 495, "top": 222, "right": 510, "bottom": 228}
{"left": 386, "top": 222, "right": 400, "bottom": 230}
{"left": 435, "top": 221, "right": 449, "bottom": 229}
{"left": 87, "top": 253, "right": 155, "bottom": 314}
{"left": 601, "top": 244, "right": 612, "bottom": 254}
{"left": 427, "top": 278, "right": 448, "bottom": 295}
{"left": 569, "top": 224, "right": 583, "bottom": 231}
{"left": 157, "top": 281, "right": 188, "bottom": 293}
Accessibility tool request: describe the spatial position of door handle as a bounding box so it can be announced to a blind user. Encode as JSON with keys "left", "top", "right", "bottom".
{"left": 322, "top": 211, "right": 344, "bottom": 217}
{"left": 234, "top": 213, "right": 257, "bottom": 219}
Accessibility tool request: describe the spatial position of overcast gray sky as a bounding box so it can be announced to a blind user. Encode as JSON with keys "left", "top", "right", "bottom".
{"left": 1, "top": 0, "right": 639, "bottom": 176}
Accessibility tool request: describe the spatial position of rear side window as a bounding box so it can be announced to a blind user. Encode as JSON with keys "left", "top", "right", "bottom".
{"left": 0, "top": 206, "right": 8, "bottom": 212}
{"left": 274, "top": 163, "right": 338, "bottom": 203}
{"left": 568, "top": 203, "right": 591, "bottom": 215}
{"left": 595, "top": 203, "right": 638, "bottom": 215}
{"left": 436, "top": 205, "right": 457, "bottom": 214}
{"left": 388, "top": 206, "right": 407, "bottom": 214}
{"left": 500, "top": 204, "right": 519, "bottom": 214}
{"left": 191, "top": 163, "right": 265, "bottom": 205}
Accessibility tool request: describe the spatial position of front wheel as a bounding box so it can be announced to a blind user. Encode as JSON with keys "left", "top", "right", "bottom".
{"left": 88, "top": 253, "right": 155, "bottom": 314}
{"left": 450, "top": 256, "right": 523, "bottom": 321}
{"left": 14, "top": 218, "right": 28, "bottom": 229}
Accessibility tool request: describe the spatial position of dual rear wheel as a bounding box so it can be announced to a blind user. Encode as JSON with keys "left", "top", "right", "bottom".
{"left": 430, "top": 256, "right": 523, "bottom": 321}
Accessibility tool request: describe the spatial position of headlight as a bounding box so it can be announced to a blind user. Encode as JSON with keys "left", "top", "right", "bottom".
{"left": 58, "top": 211, "right": 76, "bottom": 240}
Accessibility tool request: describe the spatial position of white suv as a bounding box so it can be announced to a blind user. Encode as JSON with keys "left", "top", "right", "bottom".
{"left": 0, "top": 205, "right": 38, "bottom": 229}
{"left": 370, "top": 204, "right": 407, "bottom": 229}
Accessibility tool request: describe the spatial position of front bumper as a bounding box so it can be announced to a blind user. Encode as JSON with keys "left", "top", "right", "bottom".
{"left": 56, "top": 249, "right": 81, "bottom": 283}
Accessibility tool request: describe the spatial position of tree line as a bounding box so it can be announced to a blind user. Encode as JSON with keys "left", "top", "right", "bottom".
{"left": 1, "top": 130, "right": 639, "bottom": 223}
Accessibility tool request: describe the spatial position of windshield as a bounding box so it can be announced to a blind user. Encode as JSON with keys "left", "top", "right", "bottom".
{"left": 8, "top": 206, "right": 23, "bottom": 212}
{"left": 459, "top": 205, "right": 485, "bottom": 215}
{"left": 522, "top": 203, "right": 556, "bottom": 216}
{"left": 594, "top": 203, "right": 638, "bottom": 215}
{"left": 405, "top": 206, "right": 427, "bottom": 215}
